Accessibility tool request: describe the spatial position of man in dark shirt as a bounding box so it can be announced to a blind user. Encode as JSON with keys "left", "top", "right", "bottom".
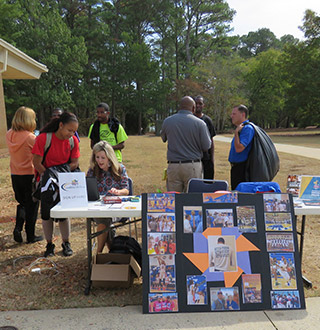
{"left": 194, "top": 96, "right": 216, "bottom": 179}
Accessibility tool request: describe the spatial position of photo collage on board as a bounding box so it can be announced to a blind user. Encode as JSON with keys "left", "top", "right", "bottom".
{"left": 202, "top": 192, "right": 262, "bottom": 310}
{"left": 263, "top": 193, "right": 301, "bottom": 309}
{"left": 184, "top": 192, "right": 243, "bottom": 311}
{"left": 147, "top": 193, "right": 178, "bottom": 313}
{"left": 144, "top": 191, "right": 303, "bottom": 313}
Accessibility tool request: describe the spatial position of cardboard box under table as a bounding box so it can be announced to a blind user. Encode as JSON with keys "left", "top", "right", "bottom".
{"left": 91, "top": 253, "right": 141, "bottom": 288}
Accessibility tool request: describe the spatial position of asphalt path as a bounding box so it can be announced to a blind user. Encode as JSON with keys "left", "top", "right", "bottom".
{"left": 215, "top": 135, "right": 320, "bottom": 160}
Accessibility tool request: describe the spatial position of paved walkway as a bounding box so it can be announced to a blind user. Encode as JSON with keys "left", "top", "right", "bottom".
{"left": 0, "top": 297, "right": 319, "bottom": 329}
{"left": 215, "top": 135, "right": 320, "bottom": 160}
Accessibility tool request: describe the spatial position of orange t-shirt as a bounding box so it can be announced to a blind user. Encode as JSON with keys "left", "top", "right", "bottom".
{"left": 6, "top": 129, "right": 36, "bottom": 175}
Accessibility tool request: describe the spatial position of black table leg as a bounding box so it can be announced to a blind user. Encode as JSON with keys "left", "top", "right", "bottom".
{"left": 296, "top": 215, "right": 312, "bottom": 288}
{"left": 85, "top": 218, "right": 92, "bottom": 295}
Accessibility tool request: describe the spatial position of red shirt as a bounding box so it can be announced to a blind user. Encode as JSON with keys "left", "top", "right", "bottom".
{"left": 167, "top": 300, "right": 174, "bottom": 311}
{"left": 169, "top": 242, "right": 176, "bottom": 254}
{"left": 153, "top": 301, "right": 162, "bottom": 312}
{"left": 32, "top": 133, "right": 80, "bottom": 168}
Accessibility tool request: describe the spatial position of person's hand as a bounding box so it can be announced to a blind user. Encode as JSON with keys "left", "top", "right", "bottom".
{"left": 109, "top": 187, "right": 119, "bottom": 195}
{"left": 235, "top": 123, "right": 244, "bottom": 134}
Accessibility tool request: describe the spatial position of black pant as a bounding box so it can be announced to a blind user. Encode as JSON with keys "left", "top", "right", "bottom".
{"left": 11, "top": 175, "right": 39, "bottom": 241}
{"left": 202, "top": 159, "right": 214, "bottom": 180}
{"left": 230, "top": 161, "right": 247, "bottom": 190}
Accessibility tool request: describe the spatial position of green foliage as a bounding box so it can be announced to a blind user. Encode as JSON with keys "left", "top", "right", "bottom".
{"left": 1, "top": 1, "right": 320, "bottom": 131}
{"left": 239, "top": 28, "right": 280, "bottom": 58}
{"left": 192, "top": 53, "right": 247, "bottom": 132}
{"left": 245, "top": 49, "right": 288, "bottom": 128}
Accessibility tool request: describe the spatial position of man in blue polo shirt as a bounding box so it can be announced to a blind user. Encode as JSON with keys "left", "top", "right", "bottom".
{"left": 228, "top": 105, "right": 255, "bottom": 190}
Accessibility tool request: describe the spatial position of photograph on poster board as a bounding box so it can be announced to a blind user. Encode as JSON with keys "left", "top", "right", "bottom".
{"left": 149, "top": 255, "right": 176, "bottom": 293}
{"left": 186, "top": 275, "right": 207, "bottom": 305}
{"left": 206, "top": 209, "right": 234, "bottom": 228}
{"left": 266, "top": 233, "right": 295, "bottom": 252}
{"left": 271, "top": 290, "right": 301, "bottom": 309}
{"left": 203, "top": 192, "right": 238, "bottom": 204}
{"left": 242, "top": 274, "right": 262, "bottom": 304}
{"left": 148, "top": 233, "right": 176, "bottom": 255}
{"left": 287, "top": 175, "right": 301, "bottom": 196}
{"left": 183, "top": 206, "right": 203, "bottom": 233}
{"left": 236, "top": 206, "right": 257, "bottom": 233}
{"left": 208, "top": 235, "right": 237, "bottom": 272}
{"left": 147, "top": 213, "right": 175, "bottom": 232}
{"left": 263, "top": 194, "right": 290, "bottom": 213}
{"left": 269, "top": 253, "right": 297, "bottom": 290}
{"left": 210, "top": 287, "right": 240, "bottom": 311}
{"left": 149, "top": 292, "right": 178, "bottom": 313}
{"left": 298, "top": 176, "right": 320, "bottom": 205}
{"left": 147, "top": 193, "right": 175, "bottom": 213}
{"left": 264, "top": 213, "right": 293, "bottom": 231}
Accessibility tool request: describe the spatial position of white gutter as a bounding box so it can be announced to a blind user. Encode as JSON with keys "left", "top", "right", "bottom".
{"left": 0, "top": 38, "right": 47, "bottom": 73}
{"left": 0, "top": 49, "right": 8, "bottom": 74}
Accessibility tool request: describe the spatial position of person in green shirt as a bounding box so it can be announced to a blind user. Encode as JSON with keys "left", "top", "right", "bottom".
{"left": 88, "top": 103, "right": 128, "bottom": 163}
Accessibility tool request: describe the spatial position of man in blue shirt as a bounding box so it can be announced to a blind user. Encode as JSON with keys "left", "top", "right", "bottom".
{"left": 228, "top": 105, "right": 255, "bottom": 190}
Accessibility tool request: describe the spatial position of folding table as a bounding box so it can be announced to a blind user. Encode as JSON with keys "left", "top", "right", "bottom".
{"left": 50, "top": 198, "right": 142, "bottom": 294}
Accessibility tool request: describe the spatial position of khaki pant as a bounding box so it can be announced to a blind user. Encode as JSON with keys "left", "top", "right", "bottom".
{"left": 166, "top": 162, "right": 203, "bottom": 193}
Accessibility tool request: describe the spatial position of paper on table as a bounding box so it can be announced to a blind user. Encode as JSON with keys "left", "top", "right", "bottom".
{"left": 108, "top": 203, "right": 124, "bottom": 209}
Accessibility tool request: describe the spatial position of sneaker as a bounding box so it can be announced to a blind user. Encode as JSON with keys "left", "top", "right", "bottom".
{"left": 13, "top": 229, "right": 23, "bottom": 243}
{"left": 62, "top": 242, "right": 73, "bottom": 257}
{"left": 44, "top": 242, "right": 55, "bottom": 257}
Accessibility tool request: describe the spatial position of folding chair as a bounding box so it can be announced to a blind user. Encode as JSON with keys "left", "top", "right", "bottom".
{"left": 187, "top": 178, "right": 229, "bottom": 193}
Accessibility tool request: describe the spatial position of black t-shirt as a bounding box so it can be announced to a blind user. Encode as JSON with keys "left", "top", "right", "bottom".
{"left": 201, "top": 114, "right": 216, "bottom": 160}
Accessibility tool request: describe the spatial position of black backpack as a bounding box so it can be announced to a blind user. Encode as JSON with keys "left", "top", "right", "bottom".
{"left": 109, "top": 236, "right": 142, "bottom": 267}
{"left": 244, "top": 122, "right": 280, "bottom": 182}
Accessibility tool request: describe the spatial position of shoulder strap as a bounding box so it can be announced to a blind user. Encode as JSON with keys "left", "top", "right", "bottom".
{"left": 108, "top": 117, "right": 120, "bottom": 143}
{"left": 42, "top": 133, "right": 52, "bottom": 165}
{"left": 69, "top": 136, "right": 74, "bottom": 150}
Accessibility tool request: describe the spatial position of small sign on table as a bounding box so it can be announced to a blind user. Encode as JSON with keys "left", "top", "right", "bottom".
{"left": 58, "top": 172, "right": 88, "bottom": 208}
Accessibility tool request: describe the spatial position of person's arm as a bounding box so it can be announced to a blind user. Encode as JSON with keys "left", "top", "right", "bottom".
{"left": 109, "top": 187, "right": 129, "bottom": 196}
{"left": 160, "top": 120, "right": 167, "bottom": 142}
{"left": 33, "top": 154, "right": 46, "bottom": 175}
{"left": 112, "top": 141, "right": 125, "bottom": 150}
{"left": 200, "top": 122, "right": 212, "bottom": 151}
{"left": 211, "top": 138, "right": 215, "bottom": 163}
{"left": 233, "top": 124, "right": 246, "bottom": 153}
{"left": 69, "top": 157, "right": 79, "bottom": 171}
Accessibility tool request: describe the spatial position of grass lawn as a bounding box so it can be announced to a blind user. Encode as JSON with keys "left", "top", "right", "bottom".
{"left": 0, "top": 134, "right": 319, "bottom": 311}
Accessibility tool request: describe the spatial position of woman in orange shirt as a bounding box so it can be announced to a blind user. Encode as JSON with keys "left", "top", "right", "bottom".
{"left": 6, "top": 107, "right": 43, "bottom": 244}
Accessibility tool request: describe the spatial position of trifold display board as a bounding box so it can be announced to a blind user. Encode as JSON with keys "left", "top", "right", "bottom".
{"left": 141, "top": 192, "right": 305, "bottom": 314}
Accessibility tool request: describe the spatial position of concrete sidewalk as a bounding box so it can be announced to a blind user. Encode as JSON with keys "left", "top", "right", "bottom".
{"left": 215, "top": 135, "right": 320, "bottom": 160}
{"left": 0, "top": 297, "right": 319, "bottom": 330}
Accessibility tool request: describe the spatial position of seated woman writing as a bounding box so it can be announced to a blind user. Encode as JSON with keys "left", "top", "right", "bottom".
{"left": 87, "top": 141, "right": 129, "bottom": 253}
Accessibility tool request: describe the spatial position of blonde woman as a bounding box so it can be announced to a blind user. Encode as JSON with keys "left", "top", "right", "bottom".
{"left": 6, "top": 107, "right": 43, "bottom": 243}
{"left": 87, "top": 141, "right": 129, "bottom": 252}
